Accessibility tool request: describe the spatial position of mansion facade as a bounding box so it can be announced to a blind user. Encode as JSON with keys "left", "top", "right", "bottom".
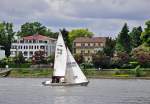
{"left": 73, "top": 37, "right": 107, "bottom": 62}
{"left": 10, "top": 34, "right": 56, "bottom": 59}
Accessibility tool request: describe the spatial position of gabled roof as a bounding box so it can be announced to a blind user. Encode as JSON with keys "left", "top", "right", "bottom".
{"left": 73, "top": 37, "right": 107, "bottom": 43}
{"left": 22, "top": 34, "right": 56, "bottom": 41}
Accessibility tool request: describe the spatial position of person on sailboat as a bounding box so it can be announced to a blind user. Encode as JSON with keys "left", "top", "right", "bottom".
{"left": 52, "top": 76, "right": 59, "bottom": 83}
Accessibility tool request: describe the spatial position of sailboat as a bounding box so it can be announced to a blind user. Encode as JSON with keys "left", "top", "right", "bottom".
{"left": 42, "top": 33, "right": 89, "bottom": 86}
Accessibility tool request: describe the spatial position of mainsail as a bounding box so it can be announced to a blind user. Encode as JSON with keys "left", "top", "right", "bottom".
{"left": 53, "top": 33, "right": 67, "bottom": 77}
{"left": 65, "top": 48, "right": 88, "bottom": 84}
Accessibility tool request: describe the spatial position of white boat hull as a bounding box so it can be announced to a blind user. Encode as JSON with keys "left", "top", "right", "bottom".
{"left": 42, "top": 81, "right": 89, "bottom": 86}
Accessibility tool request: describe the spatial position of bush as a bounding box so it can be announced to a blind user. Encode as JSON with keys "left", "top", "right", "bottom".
{"left": 131, "top": 45, "right": 150, "bottom": 68}
{"left": 74, "top": 54, "right": 84, "bottom": 64}
{"left": 111, "top": 52, "right": 130, "bottom": 68}
{"left": 80, "top": 62, "right": 94, "bottom": 69}
{"left": 92, "top": 51, "right": 110, "bottom": 69}
{"left": 8, "top": 63, "right": 31, "bottom": 68}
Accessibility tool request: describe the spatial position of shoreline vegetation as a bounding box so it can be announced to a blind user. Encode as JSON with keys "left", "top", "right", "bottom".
{"left": 6, "top": 68, "right": 150, "bottom": 79}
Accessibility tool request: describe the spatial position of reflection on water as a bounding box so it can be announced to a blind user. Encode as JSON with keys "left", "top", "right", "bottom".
{"left": 0, "top": 78, "right": 150, "bottom": 104}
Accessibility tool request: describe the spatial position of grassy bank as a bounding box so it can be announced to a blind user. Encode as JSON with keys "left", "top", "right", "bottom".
{"left": 9, "top": 68, "right": 53, "bottom": 78}
{"left": 8, "top": 68, "right": 150, "bottom": 79}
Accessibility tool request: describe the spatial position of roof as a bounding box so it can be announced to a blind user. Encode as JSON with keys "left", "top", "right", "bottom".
{"left": 73, "top": 37, "right": 107, "bottom": 43}
{"left": 22, "top": 34, "right": 56, "bottom": 41}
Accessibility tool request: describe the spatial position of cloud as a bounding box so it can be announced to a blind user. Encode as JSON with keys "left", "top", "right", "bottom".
{"left": 60, "top": 0, "right": 150, "bottom": 20}
{"left": 0, "top": 0, "right": 149, "bottom": 37}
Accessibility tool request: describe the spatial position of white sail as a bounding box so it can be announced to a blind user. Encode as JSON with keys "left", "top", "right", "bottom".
{"left": 65, "top": 48, "right": 88, "bottom": 84}
{"left": 53, "top": 33, "right": 67, "bottom": 76}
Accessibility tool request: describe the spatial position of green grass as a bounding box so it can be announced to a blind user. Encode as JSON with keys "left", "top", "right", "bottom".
{"left": 8, "top": 68, "right": 150, "bottom": 78}
{"left": 9, "top": 68, "right": 53, "bottom": 77}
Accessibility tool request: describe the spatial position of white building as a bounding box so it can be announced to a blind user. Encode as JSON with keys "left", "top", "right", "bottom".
{"left": 10, "top": 34, "right": 56, "bottom": 59}
{"left": 0, "top": 46, "right": 5, "bottom": 60}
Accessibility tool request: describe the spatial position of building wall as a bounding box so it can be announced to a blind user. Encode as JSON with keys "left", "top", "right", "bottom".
{"left": 10, "top": 38, "right": 56, "bottom": 59}
{"left": 73, "top": 42, "right": 105, "bottom": 62}
{"left": 0, "top": 50, "right": 5, "bottom": 60}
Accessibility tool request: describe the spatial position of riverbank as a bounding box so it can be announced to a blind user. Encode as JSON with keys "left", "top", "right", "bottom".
{"left": 7, "top": 68, "right": 150, "bottom": 79}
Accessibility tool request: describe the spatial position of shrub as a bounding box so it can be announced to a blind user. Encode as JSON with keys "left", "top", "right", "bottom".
{"left": 92, "top": 51, "right": 110, "bottom": 69}
{"left": 131, "top": 45, "right": 150, "bottom": 68}
{"left": 111, "top": 52, "right": 130, "bottom": 68}
{"left": 74, "top": 54, "right": 84, "bottom": 64}
{"left": 80, "top": 62, "right": 94, "bottom": 69}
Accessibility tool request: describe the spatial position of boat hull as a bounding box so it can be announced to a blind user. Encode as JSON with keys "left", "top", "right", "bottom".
{"left": 42, "top": 81, "right": 89, "bottom": 86}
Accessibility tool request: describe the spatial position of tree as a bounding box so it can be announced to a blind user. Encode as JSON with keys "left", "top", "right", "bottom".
{"left": 74, "top": 53, "right": 84, "bottom": 64}
{"left": 111, "top": 52, "right": 130, "bottom": 68}
{"left": 32, "top": 50, "right": 47, "bottom": 64}
{"left": 129, "top": 26, "right": 142, "bottom": 48}
{"left": 0, "top": 22, "right": 15, "bottom": 57}
{"left": 69, "top": 29, "right": 94, "bottom": 43}
{"left": 60, "top": 28, "right": 72, "bottom": 51}
{"left": 92, "top": 51, "right": 110, "bottom": 68}
{"left": 47, "top": 55, "right": 55, "bottom": 65}
{"left": 14, "top": 52, "right": 25, "bottom": 64}
{"left": 131, "top": 46, "right": 150, "bottom": 68}
{"left": 141, "top": 20, "right": 150, "bottom": 46}
{"left": 115, "top": 23, "right": 131, "bottom": 53}
{"left": 17, "top": 22, "right": 58, "bottom": 38}
{"left": 103, "top": 37, "right": 116, "bottom": 57}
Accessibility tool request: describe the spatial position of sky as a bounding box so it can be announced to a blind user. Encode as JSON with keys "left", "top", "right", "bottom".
{"left": 0, "top": 0, "right": 149, "bottom": 37}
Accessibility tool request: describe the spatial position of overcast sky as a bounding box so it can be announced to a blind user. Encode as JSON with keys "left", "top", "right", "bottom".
{"left": 0, "top": 0, "right": 149, "bottom": 37}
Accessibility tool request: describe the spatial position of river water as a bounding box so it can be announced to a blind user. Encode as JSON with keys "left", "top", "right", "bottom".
{"left": 0, "top": 78, "right": 150, "bottom": 104}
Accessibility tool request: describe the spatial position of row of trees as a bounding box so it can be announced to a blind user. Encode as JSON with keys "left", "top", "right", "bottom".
{"left": 91, "top": 20, "right": 150, "bottom": 69}
{"left": 0, "top": 20, "right": 149, "bottom": 68}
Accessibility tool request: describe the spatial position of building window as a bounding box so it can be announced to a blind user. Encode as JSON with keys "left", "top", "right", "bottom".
{"left": 88, "top": 43, "right": 90, "bottom": 46}
{"left": 24, "top": 46, "right": 26, "bottom": 49}
{"left": 37, "top": 46, "right": 39, "bottom": 49}
{"left": 35, "top": 46, "right": 36, "bottom": 49}
{"left": 93, "top": 43, "right": 95, "bottom": 46}
{"left": 39, "top": 40, "right": 42, "bottom": 43}
{"left": 25, "top": 40, "right": 28, "bottom": 43}
{"left": 81, "top": 50, "right": 85, "bottom": 54}
{"left": 20, "top": 40, "right": 24, "bottom": 43}
{"left": 33, "top": 40, "right": 36, "bottom": 43}
{"left": 81, "top": 43, "right": 85, "bottom": 47}
{"left": 29, "top": 40, "right": 32, "bottom": 43}
{"left": 40, "top": 46, "right": 45, "bottom": 49}
{"left": 26, "top": 46, "right": 28, "bottom": 49}
{"left": 88, "top": 50, "right": 90, "bottom": 54}
{"left": 29, "top": 51, "right": 33, "bottom": 56}
{"left": 24, "top": 51, "right": 28, "bottom": 56}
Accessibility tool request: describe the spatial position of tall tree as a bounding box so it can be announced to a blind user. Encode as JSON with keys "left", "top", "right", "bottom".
{"left": 115, "top": 23, "right": 131, "bottom": 53}
{"left": 17, "top": 22, "right": 57, "bottom": 38}
{"left": 69, "top": 29, "right": 94, "bottom": 43}
{"left": 103, "top": 37, "right": 116, "bottom": 57}
{"left": 129, "top": 26, "right": 142, "bottom": 48}
{"left": 141, "top": 20, "right": 150, "bottom": 46}
{"left": 0, "top": 22, "right": 15, "bottom": 57}
{"left": 60, "top": 28, "right": 72, "bottom": 51}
